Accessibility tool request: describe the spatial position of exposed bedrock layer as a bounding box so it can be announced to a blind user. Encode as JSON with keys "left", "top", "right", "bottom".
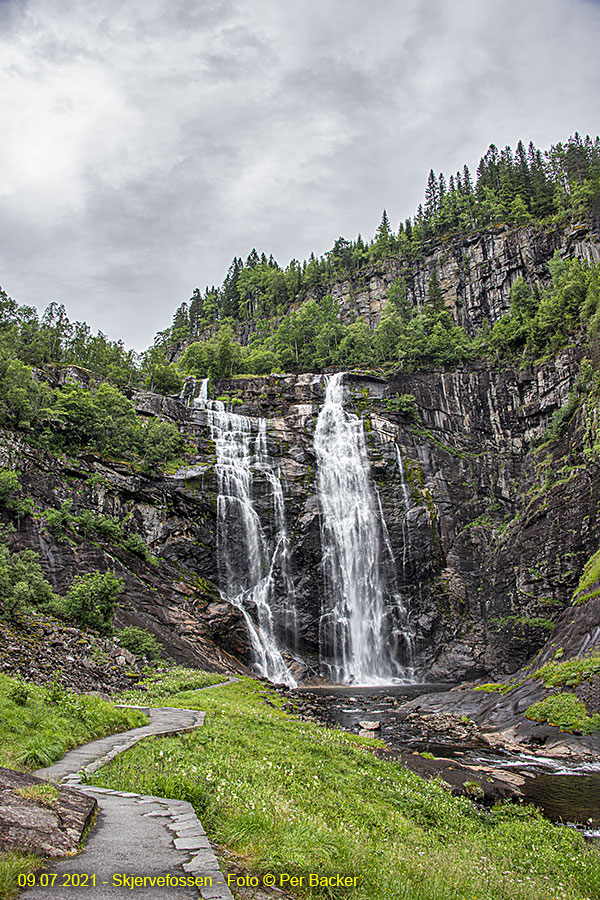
{"left": 3, "top": 344, "right": 599, "bottom": 695}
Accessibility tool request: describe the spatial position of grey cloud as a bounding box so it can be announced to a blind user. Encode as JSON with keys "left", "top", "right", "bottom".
{"left": 0, "top": 0, "right": 598, "bottom": 349}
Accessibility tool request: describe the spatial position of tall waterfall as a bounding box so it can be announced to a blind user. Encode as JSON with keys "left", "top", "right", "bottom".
{"left": 193, "top": 380, "right": 296, "bottom": 687}
{"left": 314, "top": 373, "right": 414, "bottom": 684}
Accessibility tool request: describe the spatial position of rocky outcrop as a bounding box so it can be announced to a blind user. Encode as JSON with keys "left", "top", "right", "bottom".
{"left": 0, "top": 767, "right": 96, "bottom": 857}
{"left": 301, "top": 221, "right": 600, "bottom": 336}
{"left": 210, "top": 355, "right": 600, "bottom": 682}
{"left": 0, "top": 429, "right": 248, "bottom": 679}
{"left": 399, "top": 595, "right": 600, "bottom": 760}
{"left": 167, "top": 222, "right": 600, "bottom": 360}
{"left": 0, "top": 612, "right": 145, "bottom": 694}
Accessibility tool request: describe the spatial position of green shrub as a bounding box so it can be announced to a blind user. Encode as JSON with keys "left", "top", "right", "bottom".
{"left": 56, "top": 570, "right": 124, "bottom": 635}
{"left": 141, "top": 419, "right": 186, "bottom": 473}
{"left": 383, "top": 392, "right": 422, "bottom": 422}
{"left": 525, "top": 692, "right": 600, "bottom": 733}
{"left": 539, "top": 393, "right": 579, "bottom": 444}
{"left": 122, "top": 533, "right": 150, "bottom": 559}
{"left": 116, "top": 625, "right": 162, "bottom": 661}
{"left": 88, "top": 514, "right": 123, "bottom": 542}
{"left": 0, "top": 470, "right": 34, "bottom": 519}
{"left": 572, "top": 546, "right": 600, "bottom": 604}
{"left": 6, "top": 678, "right": 30, "bottom": 707}
{"left": 0, "top": 542, "right": 56, "bottom": 619}
{"left": 43, "top": 501, "right": 74, "bottom": 539}
{"left": 0, "top": 470, "right": 21, "bottom": 507}
{"left": 532, "top": 651, "right": 600, "bottom": 687}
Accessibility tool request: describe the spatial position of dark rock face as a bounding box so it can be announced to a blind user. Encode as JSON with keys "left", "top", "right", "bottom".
{"left": 0, "top": 429, "right": 246, "bottom": 679}
{"left": 3, "top": 345, "right": 600, "bottom": 688}
{"left": 204, "top": 353, "right": 600, "bottom": 684}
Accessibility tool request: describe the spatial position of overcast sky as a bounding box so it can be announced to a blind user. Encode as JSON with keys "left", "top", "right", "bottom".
{"left": 0, "top": 0, "right": 599, "bottom": 351}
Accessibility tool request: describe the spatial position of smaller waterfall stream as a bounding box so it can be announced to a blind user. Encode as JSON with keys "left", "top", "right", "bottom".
{"left": 395, "top": 444, "right": 414, "bottom": 580}
{"left": 314, "top": 373, "right": 414, "bottom": 684}
{"left": 193, "top": 380, "right": 296, "bottom": 687}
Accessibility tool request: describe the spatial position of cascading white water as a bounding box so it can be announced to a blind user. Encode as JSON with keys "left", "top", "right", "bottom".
{"left": 314, "top": 372, "right": 414, "bottom": 684}
{"left": 395, "top": 444, "right": 413, "bottom": 580}
{"left": 193, "top": 380, "right": 296, "bottom": 687}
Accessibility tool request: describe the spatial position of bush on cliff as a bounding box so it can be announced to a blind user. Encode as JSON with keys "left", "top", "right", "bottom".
{"left": 0, "top": 541, "right": 56, "bottom": 620}
{"left": 54, "top": 570, "right": 124, "bottom": 636}
{"left": 116, "top": 625, "right": 161, "bottom": 661}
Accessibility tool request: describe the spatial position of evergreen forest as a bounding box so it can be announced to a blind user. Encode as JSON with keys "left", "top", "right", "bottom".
{"left": 1, "top": 132, "right": 599, "bottom": 454}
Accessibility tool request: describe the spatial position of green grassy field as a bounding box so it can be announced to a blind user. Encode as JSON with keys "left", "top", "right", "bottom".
{"left": 0, "top": 673, "right": 147, "bottom": 770}
{"left": 89, "top": 676, "right": 599, "bottom": 900}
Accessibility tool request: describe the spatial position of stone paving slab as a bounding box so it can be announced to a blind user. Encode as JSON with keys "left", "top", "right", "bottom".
{"left": 27, "top": 695, "right": 236, "bottom": 899}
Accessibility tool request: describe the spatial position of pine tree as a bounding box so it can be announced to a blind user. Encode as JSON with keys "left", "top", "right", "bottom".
{"left": 373, "top": 210, "right": 393, "bottom": 257}
{"left": 424, "top": 170, "right": 439, "bottom": 220}
{"left": 438, "top": 173, "right": 447, "bottom": 201}
{"left": 462, "top": 165, "right": 474, "bottom": 194}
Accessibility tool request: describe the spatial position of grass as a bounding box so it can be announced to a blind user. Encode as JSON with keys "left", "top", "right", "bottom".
{"left": 89, "top": 675, "right": 600, "bottom": 900}
{"left": 14, "top": 783, "right": 60, "bottom": 806}
{"left": 525, "top": 692, "right": 600, "bottom": 735}
{"left": 115, "top": 665, "right": 227, "bottom": 705}
{"left": 572, "top": 547, "right": 600, "bottom": 604}
{"left": 490, "top": 615, "right": 555, "bottom": 632}
{"left": 474, "top": 683, "right": 512, "bottom": 694}
{"left": 532, "top": 652, "right": 600, "bottom": 688}
{"left": 0, "top": 852, "right": 45, "bottom": 900}
{"left": 0, "top": 672, "right": 147, "bottom": 770}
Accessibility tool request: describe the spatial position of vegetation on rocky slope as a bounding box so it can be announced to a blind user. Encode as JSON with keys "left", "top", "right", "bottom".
{"left": 572, "top": 547, "right": 600, "bottom": 605}
{"left": 533, "top": 652, "right": 600, "bottom": 688}
{"left": 172, "top": 253, "right": 600, "bottom": 379}
{"left": 525, "top": 692, "right": 600, "bottom": 734}
{"left": 162, "top": 133, "right": 600, "bottom": 352}
{"left": 0, "top": 527, "right": 122, "bottom": 635}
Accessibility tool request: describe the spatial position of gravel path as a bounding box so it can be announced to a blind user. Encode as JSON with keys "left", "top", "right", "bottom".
{"left": 22, "top": 690, "right": 236, "bottom": 900}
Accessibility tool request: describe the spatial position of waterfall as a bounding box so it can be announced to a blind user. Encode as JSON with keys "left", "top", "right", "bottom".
{"left": 395, "top": 444, "right": 413, "bottom": 580}
{"left": 314, "top": 373, "right": 414, "bottom": 684}
{"left": 193, "top": 380, "right": 297, "bottom": 687}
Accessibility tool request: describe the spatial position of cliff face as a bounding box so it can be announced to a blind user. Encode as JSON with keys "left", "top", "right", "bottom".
{"left": 165, "top": 222, "right": 600, "bottom": 362}
{"left": 4, "top": 349, "right": 599, "bottom": 685}
{"left": 212, "top": 355, "right": 600, "bottom": 681}
{"left": 321, "top": 222, "right": 600, "bottom": 336}
{"left": 0, "top": 422, "right": 248, "bottom": 676}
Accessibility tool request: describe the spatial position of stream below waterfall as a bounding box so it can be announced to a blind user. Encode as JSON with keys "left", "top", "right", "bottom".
{"left": 297, "top": 684, "right": 600, "bottom": 837}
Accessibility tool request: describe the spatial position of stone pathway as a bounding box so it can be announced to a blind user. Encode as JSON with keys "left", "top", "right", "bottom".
{"left": 22, "top": 690, "right": 236, "bottom": 900}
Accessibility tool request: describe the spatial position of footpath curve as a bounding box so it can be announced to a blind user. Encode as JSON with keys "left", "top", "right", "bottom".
{"left": 22, "top": 681, "right": 237, "bottom": 900}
